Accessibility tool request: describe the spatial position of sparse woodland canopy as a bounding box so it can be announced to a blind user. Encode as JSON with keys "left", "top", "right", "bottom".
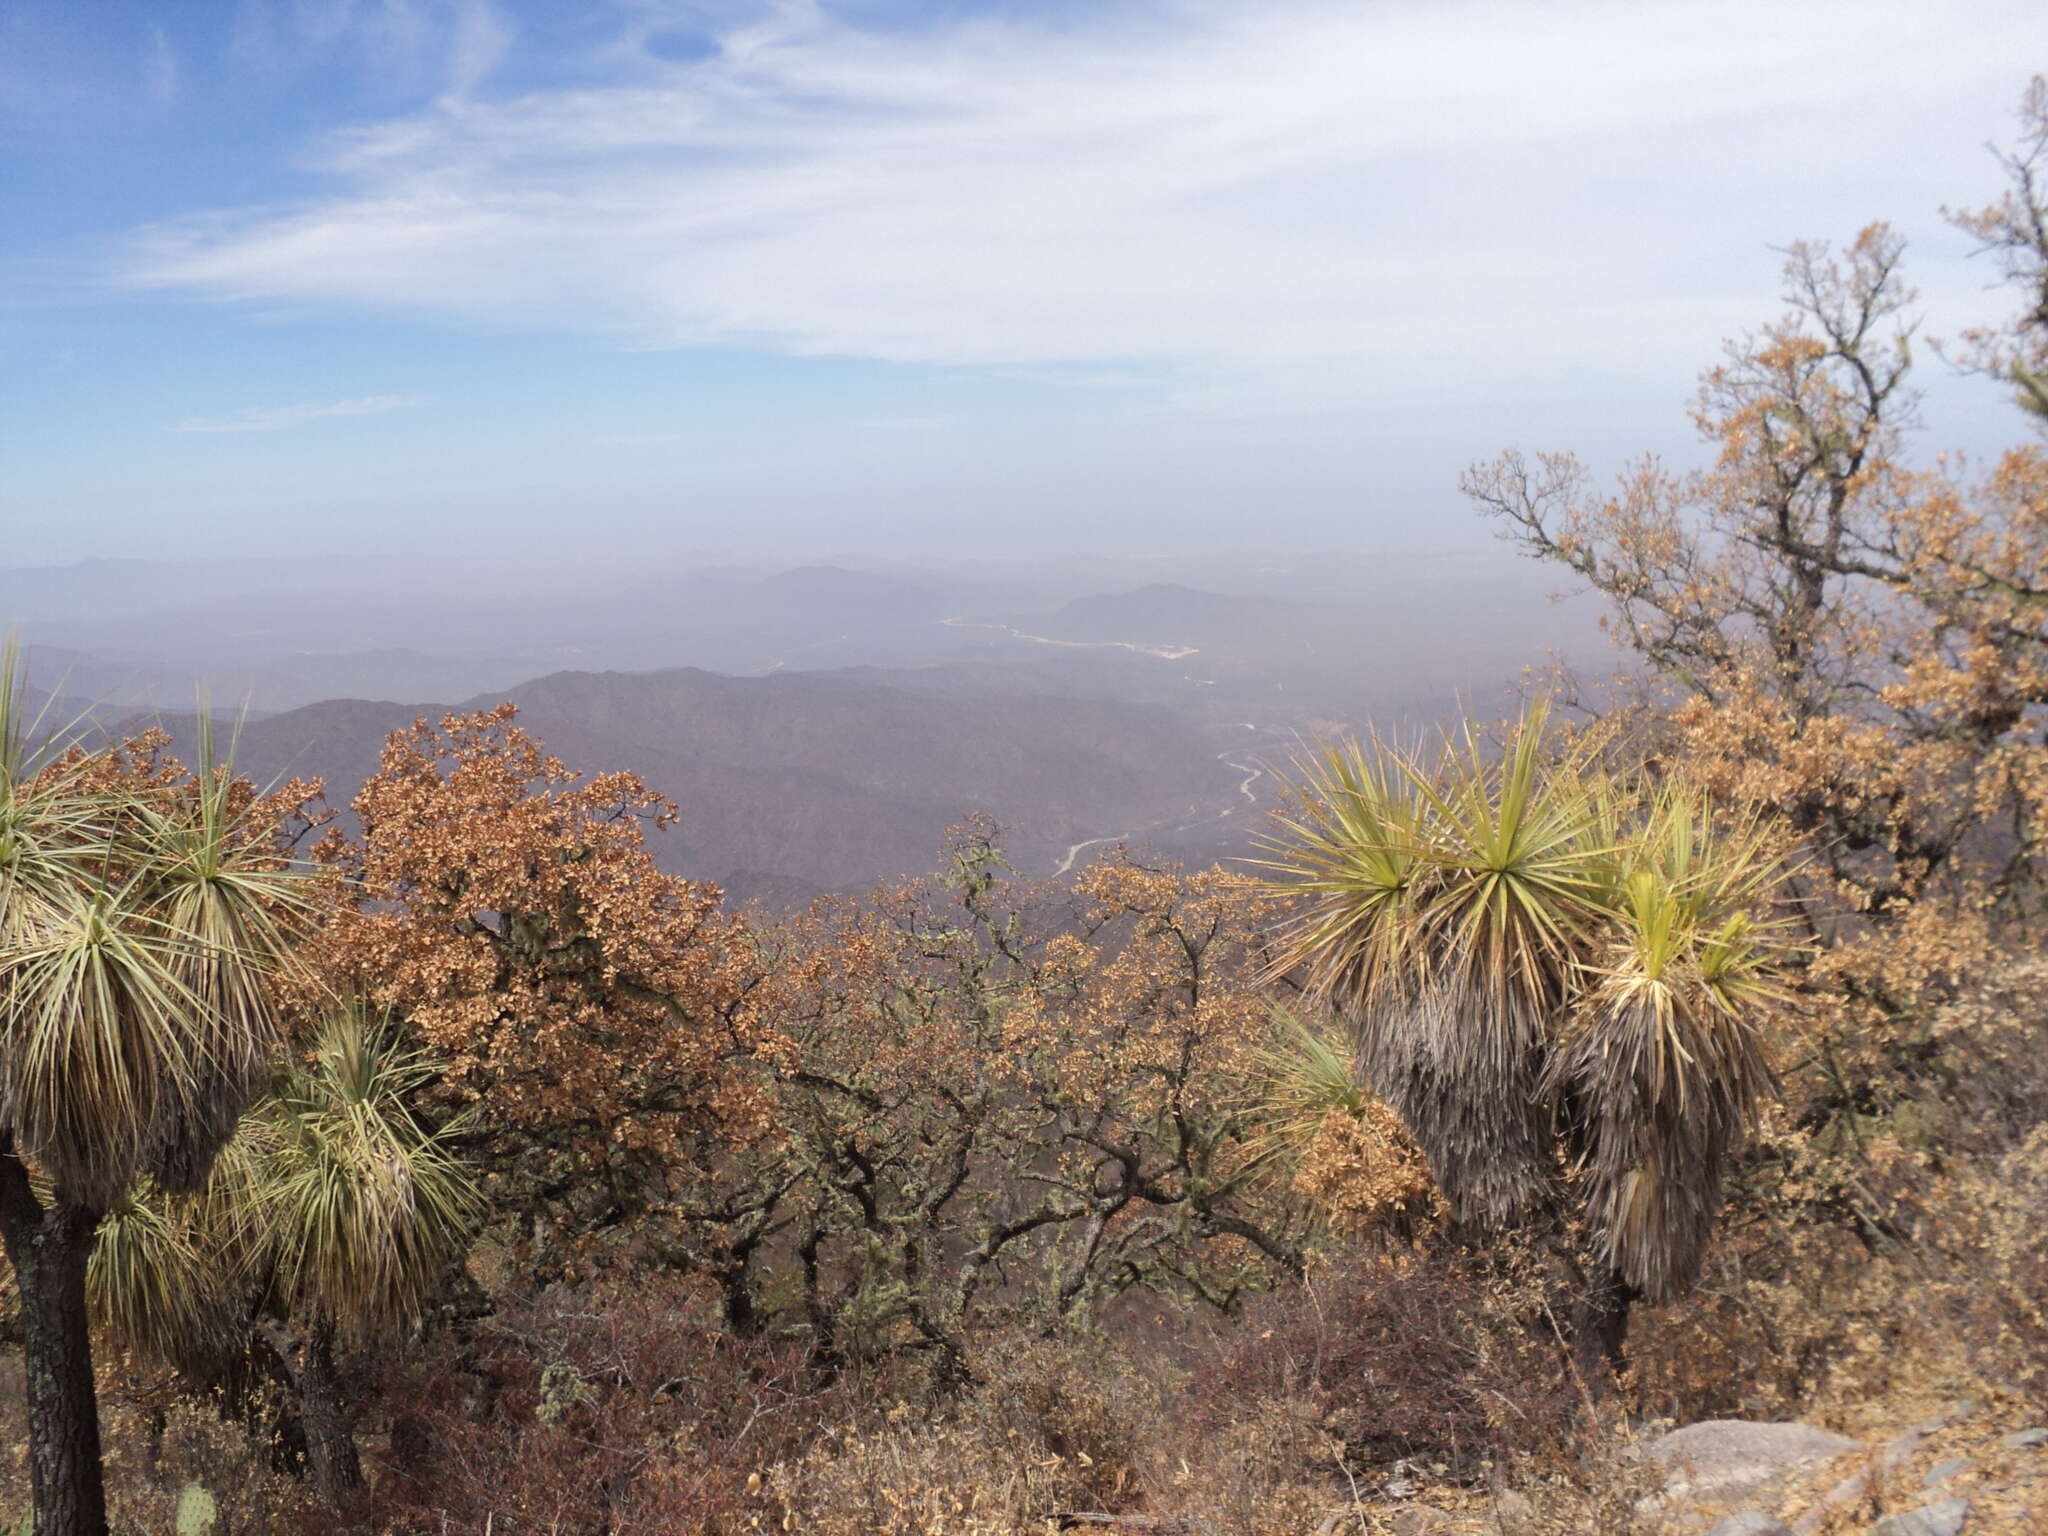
{"left": 1463, "top": 85, "right": 2048, "bottom": 1051}
{"left": 6, "top": 76, "right": 2048, "bottom": 1536}
{"left": 644, "top": 827, "right": 1307, "bottom": 1372}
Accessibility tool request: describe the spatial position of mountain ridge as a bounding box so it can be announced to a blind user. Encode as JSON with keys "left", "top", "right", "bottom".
{"left": 113, "top": 661, "right": 1250, "bottom": 905}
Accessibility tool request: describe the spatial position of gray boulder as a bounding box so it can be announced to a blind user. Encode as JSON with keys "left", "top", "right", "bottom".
{"left": 1869, "top": 1498, "right": 1969, "bottom": 1536}
{"left": 1919, "top": 1456, "right": 1968, "bottom": 1489}
{"left": 1642, "top": 1420, "right": 1862, "bottom": 1505}
{"left": 2001, "top": 1426, "right": 2048, "bottom": 1449}
{"left": 1706, "top": 1513, "right": 1794, "bottom": 1536}
{"left": 1489, "top": 1488, "right": 1537, "bottom": 1532}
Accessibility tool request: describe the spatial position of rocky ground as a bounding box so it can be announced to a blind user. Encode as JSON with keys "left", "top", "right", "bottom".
{"left": 1054, "top": 1397, "right": 2048, "bottom": 1535}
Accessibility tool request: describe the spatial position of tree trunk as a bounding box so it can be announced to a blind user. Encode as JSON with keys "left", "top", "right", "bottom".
{"left": 0, "top": 1148, "right": 109, "bottom": 1536}
{"left": 1569, "top": 1262, "right": 1638, "bottom": 1396}
{"left": 295, "top": 1319, "right": 365, "bottom": 1508}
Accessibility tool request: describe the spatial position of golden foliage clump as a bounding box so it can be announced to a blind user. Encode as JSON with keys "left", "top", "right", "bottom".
{"left": 1257, "top": 1012, "right": 1443, "bottom": 1241}
{"left": 308, "top": 704, "right": 792, "bottom": 1263}
{"left": 1290, "top": 1101, "right": 1441, "bottom": 1241}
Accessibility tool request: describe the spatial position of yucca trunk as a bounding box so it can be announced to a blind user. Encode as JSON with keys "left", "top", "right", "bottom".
{"left": 0, "top": 1148, "right": 109, "bottom": 1536}
{"left": 297, "top": 1318, "right": 364, "bottom": 1508}
{"left": 257, "top": 1310, "right": 366, "bottom": 1509}
{"left": 1568, "top": 1260, "right": 1638, "bottom": 1393}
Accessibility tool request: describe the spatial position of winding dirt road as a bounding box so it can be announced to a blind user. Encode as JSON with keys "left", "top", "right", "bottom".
{"left": 1053, "top": 750, "right": 1265, "bottom": 875}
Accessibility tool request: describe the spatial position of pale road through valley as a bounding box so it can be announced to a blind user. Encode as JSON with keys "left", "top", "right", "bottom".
{"left": 1054, "top": 749, "right": 1266, "bottom": 876}
{"left": 939, "top": 615, "right": 1199, "bottom": 661}
{"left": 934, "top": 616, "right": 1262, "bottom": 876}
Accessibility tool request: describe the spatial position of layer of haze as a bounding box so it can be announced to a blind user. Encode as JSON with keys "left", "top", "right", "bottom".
{"left": 3, "top": 0, "right": 2042, "bottom": 565}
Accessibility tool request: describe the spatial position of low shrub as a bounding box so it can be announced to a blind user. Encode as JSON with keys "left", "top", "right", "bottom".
{"left": 769, "top": 1330, "right": 1167, "bottom": 1534}
{"left": 370, "top": 1275, "right": 830, "bottom": 1536}
{"left": 0, "top": 1360, "right": 317, "bottom": 1536}
{"left": 1194, "top": 1242, "right": 1581, "bottom": 1474}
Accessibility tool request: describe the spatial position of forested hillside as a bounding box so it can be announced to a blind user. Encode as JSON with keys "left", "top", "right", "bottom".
{"left": 4, "top": 46, "right": 2048, "bottom": 1536}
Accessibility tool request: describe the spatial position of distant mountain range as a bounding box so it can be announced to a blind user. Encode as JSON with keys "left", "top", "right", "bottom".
{"left": 5, "top": 551, "right": 1600, "bottom": 713}
{"left": 119, "top": 665, "right": 1245, "bottom": 906}
{"left": 14, "top": 551, "right": 1614, "bottom": 901}
{"left": 1049, "top": 583, "right": 1293, "bottom": 644}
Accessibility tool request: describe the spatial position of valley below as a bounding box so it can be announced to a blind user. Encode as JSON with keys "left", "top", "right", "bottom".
{"left": 8, "top": 549, "right": 1604, "bottom": 904}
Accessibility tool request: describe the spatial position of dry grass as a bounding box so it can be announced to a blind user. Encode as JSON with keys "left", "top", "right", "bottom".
{"left": 0, "top": 1356, "right": 318, "bottom": 1536}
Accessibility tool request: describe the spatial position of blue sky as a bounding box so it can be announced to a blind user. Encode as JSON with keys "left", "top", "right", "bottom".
{"left": 3, "top": 0, "right": 2044, "bottom": 566}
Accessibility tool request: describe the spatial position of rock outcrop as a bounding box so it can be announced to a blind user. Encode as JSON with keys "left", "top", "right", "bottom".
{"left": 1639, "top": 1419, "right": 1862, "bottom": 1509}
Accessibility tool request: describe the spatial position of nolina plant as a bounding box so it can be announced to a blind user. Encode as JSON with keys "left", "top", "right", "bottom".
{"left": 89, "top": 1005, "right": 480, "bottom": 1509}
{"left": 1257, "top": 705, "right": 1789, "bottom": 1377}
{"left": 0, "top": 643, "right": 324, "bottom": 1536}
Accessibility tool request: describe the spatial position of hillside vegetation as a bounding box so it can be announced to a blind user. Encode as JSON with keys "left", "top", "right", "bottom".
{"left": 4, "top": 77, "right": 2048, "bottom": 1536}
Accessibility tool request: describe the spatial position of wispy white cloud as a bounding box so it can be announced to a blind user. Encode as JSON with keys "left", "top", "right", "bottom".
{"left": 142, "top": 26, "right": 178, "bottom": 106}
{"left": 169, "top": 394, "right": 419, "bottom": 433}
{"left": 444, "top": 0, "right": 511, "bottom": 97}
{"left": 126, "top": 0, "right": 2035, "bottom": 381}
{"left": 227, "top": 0, "right": 506, "bottom": 98}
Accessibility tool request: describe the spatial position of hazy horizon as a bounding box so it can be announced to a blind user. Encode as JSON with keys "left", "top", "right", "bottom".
{"left": 0, "top": 542, "right": 1616, "bottom": 905}
{"left": 4, "top": 0, "right": 2038, "bottom": 893}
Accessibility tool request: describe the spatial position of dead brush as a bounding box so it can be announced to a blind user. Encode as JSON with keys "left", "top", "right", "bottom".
{"left": 0, "top": 1373, "right": 320, "bottom": 1536}
{"left": 769, "top": 1331, "right": 1168, "bottom": 1536}
{"left": 364, "top": 1273, "right": 835, "bottom": 1536}
{"left": 1192, "top": 1242, "right": 1580, "bottom": 1479}
{"left": 1142, "top": 1396, "right": 1345, "bottom": 1536}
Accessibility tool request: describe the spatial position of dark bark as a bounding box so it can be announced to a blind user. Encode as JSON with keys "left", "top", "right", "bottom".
{"left": 257, "top": 1313, "right": 364, "bottom": 1509}
{"left": 718, "top": 1261, "right": 760, "bottom": 1336}
{"left": 297, "top": 1321, "right": 365, "bottom": 1508}
{"left": 0, "top": 1146, "right": 109, "bottom": 1536}
{"left": 1569, "top": 1263, "right": 1638, "bottom": 1396}
{"left": 227, "top": 1321, "right": 312, "bottom": 1478}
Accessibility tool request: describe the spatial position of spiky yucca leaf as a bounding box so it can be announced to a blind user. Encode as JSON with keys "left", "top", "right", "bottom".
{"left": 1396, "top": 712, "right": 1625, "bottom": 1223}
{"left": 1, "top": 883, "right": 210, "bottom": 1208}
{"left": 1261, "top": 702, "right": 1793, "bottom": 1296}
{"left": 1261, "top": 705, "right": 1622, "bottom": 1227}
{"left": 1255, "top": 1009, "right": 1444, "bottom": 1229}
{"left": 1257, "top": 737, "right": 1430, "bottom": 1009}
{"left": 1255, "top": 1009, "right": 1380, "bottom": 1158}
{"left": 81, "top": 1012, "right": 478, "bottom": 1364}
{"left": 1, "top": 818, "right": 305, "bottom": 1209}
{"left": 1406, "top": 707, "right": 1619, "bottom": 997}
{"left": 0, "top": 633, "right": 96, "bottom": 787}
{"left": 0, "top": 645, "right": 322, "bottom": 1209}
{"left": 220, "top": 1008, "right": 480, "bottom": 1341}
{"left": 1547, "top": 806, "right": 1787, "bottom": 1300}
{"left": 0, "top": 635, "right": 142, "bottom": 952}
{"left": 87, "top": 1180, "right": 233, "bottom": 1368}
{"left": 138, "top": 731, "right": 321, "bottom": 1194}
